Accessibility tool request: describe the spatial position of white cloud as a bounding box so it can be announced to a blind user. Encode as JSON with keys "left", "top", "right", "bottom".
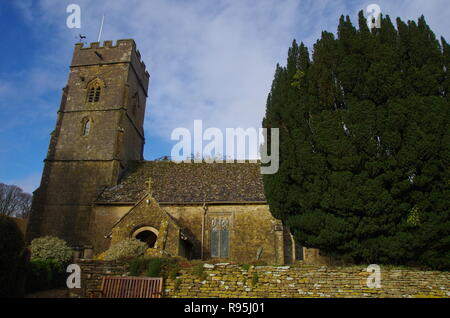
{"left": 13, "top": 0, "right": 302, "bottom": 142}
{"left": 9, "top": 0, "right": 450, "bottom": 159}
{"left": 376, "top": 0, "right": 450, "bottom": 39}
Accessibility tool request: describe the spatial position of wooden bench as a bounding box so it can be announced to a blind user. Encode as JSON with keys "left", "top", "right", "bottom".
{"left": 96, "top": 276, "right": 163, "bottom": 298}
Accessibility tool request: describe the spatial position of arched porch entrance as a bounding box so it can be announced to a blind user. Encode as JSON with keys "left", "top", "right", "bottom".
{"left": 132, "top": 227, "right": 159, "bottom": 248}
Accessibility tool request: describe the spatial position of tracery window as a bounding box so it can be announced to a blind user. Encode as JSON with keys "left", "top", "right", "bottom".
{"left": 86, "top": 78, "right": 103, "bottom": 103}
{"left": 210, "top": 217, "right": 230, "bottom": 258}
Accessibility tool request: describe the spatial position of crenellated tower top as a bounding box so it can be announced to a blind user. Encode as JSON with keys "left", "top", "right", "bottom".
{"left": 72, "top": 39, "right": 150, "bottom": 95}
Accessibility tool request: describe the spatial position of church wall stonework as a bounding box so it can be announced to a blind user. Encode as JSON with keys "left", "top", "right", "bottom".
{"left": 102, "top": 203, "right": 283, "bottom": 265}
{"left": 110, "top": 196, "right": 183, "bottom": 257}
{"left": 73, "top": 260, "right": 450, "bottom": 298}
{"left": 90, "top": 205, "right": 133, "bottom": 254}
{"left": 164, "top": 204, "right": 284, "bottom": 265}
{"left": 27, "top": 161, "right": 119, "bottom": 246}
{"left": 90, "top": 203, "right": 287, "bottom": 265}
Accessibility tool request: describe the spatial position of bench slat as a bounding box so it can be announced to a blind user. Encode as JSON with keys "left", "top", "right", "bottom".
{"left": 99, "top": 276, "right": 163, "bottom": 298}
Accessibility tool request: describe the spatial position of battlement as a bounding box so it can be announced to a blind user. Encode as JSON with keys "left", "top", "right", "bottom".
{"left": 74, "top": 39, "right": 138, "bottom": 52}
{"left": 72, "top": 39, "right": 149, "bottom": 79}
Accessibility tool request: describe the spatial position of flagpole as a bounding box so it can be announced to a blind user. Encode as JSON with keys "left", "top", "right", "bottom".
{"left": 97, "top": 15, "right": 105, "bottom": 42}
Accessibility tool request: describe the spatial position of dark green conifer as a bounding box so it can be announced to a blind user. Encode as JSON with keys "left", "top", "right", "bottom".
{"left": 263, "top": 12, "right": 450, "bottom": 269}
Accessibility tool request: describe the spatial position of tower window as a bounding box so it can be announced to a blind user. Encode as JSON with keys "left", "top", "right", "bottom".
{"left": 86, "top": 78, "right": 104, "bottom": 103}
{"left": 87, "top": 86, "right": 101, "bottom": 103}
{"left": 82, "top": 119, "right": 91, "bottom": 136}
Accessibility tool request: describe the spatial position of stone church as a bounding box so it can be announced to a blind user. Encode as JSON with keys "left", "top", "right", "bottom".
{"left": 26, "top": 39, "right": 317, "bottom": 265}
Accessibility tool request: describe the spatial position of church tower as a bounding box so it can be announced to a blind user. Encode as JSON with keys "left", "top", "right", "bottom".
{"left": 26, "top": 40, "right": 150, "bottom": 253}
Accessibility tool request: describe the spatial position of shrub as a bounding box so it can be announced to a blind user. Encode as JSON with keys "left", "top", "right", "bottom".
{"left": 167, "top": 261, "right": 181, "bottom": 280}
{"left": 25, "top": 259, "right": 67, "bottom": 293}
{"left": 128, "top": 257, "right": 148, "bottom": 276}
{"left": 0, "top": 216, "right": 26, "bottom": 297}
{"left": 27, "top": 236, "right": 72, "bottom": 293}
{"left": 128, "top": 257, "right": 181, "bottom": 278}
{"left": 104, "top": 238, "right": 147, "bottom": 261}
{"left": 192, "top": 262, "right": 207, "bottom": 281}
{"left": 146, "top": 258, "right": 163, "bottom": 277}
{"left": 29, "top": 236, "right": 73, "bottom": 263}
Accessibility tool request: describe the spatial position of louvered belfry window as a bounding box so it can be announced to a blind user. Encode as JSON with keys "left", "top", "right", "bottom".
{"left": 87, "top": 85, "right": 101, "bottom": 103}
{"left": 211, "top": 217, "right": 230, "bottom": 258}
{"left": 86, "top": 79, "right": 103, "bottom": 103}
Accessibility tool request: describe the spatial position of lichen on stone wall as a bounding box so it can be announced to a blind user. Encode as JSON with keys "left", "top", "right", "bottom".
{"left": 75, "top": 260, "right": 450, "bottom": 298}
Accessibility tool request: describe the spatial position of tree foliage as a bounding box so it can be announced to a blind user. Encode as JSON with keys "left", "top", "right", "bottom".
{"left": 0, "top": 183, "right": 32, "bottom": 218}
{"left": 263, "top": 12, "right": 450, "bottom": 270}
{"left": 0, "top": 215, "right": 26, "bottom": 297}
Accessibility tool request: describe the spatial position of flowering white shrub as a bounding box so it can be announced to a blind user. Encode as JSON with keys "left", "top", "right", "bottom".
{"left": 29, "top": 236, "right": 73, "bottom": 263}
{"left": 104, "top": 238, "right": 148, "bottom": 261}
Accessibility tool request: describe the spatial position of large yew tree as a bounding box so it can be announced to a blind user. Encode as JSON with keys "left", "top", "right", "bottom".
{"left": 263, "top": 12, "right": 450, "bottom": 270}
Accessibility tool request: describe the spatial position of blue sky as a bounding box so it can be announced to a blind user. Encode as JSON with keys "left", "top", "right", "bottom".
{"left": 0, "top": 0, "right": 449, "bottom": 194}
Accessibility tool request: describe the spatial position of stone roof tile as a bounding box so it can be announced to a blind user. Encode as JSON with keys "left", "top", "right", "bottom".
{"left": 96, "top": 161, "right": 266, "bottom": 203}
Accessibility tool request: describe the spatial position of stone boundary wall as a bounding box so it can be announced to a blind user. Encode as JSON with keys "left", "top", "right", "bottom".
{"left": 72, "top": 260, "right": 130, "bottom": 298}
{"left": 74, "top": 260, "right": 450, "bottom": 298}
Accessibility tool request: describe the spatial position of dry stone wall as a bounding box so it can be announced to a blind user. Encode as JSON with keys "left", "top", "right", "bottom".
{"left": 72, "top": 260, "right": 130, "bottom": 298}
{"left": 74, "top": 260, "right": 450, "bottom": 298}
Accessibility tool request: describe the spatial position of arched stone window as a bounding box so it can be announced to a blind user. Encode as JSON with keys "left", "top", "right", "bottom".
{"left": 210, "top": 217, "right": 230, "bottom": 258}
{"left": 132, "top": 226, "right": 158, "bottom": 248}
{"left": 81, "top": 117, "right": 93, "bottom": 136}
{"left": 86, "top": 78, "right": 104, "bottom": 103}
